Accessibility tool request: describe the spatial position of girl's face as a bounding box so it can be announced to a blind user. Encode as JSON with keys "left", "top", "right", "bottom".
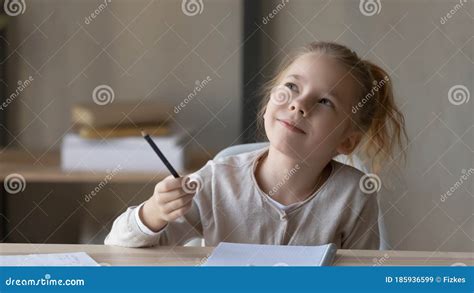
{"left": 264, "top": 53, "right": 362, "bottom": 161}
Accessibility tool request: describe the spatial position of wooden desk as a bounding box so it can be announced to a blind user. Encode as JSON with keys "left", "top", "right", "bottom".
{"left": 0, "top": 244, "right": 472, "bottom": 266}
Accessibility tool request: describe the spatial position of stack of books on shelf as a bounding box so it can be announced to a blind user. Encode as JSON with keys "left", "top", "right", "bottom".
{"left": 61, "top": 102, "right": 187, "bottom": 173}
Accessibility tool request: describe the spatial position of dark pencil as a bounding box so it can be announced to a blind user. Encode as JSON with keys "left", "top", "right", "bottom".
{"left": 141, "top": 130, "right": 180, "bottom": 178}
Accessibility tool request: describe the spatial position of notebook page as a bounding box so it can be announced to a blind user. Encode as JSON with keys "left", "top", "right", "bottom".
{"left": 0, "top": 252, "right": 100, "bottom": 266}
{"left": 203, "top": 242, "right": 336, "bottom": 266}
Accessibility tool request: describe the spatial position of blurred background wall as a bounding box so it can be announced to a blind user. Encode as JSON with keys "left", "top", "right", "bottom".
{"left": 2, "top": 0, "right": 473, "bottom": 252}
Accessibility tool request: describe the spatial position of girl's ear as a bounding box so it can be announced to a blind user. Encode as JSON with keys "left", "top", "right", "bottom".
{"left": 336, "top": 131, "right": 363, "bottom": 155}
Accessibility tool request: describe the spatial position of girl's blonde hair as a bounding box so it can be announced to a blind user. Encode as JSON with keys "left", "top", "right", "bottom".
{"left": 258, "top": 41, "right": 407, "bottom": 173}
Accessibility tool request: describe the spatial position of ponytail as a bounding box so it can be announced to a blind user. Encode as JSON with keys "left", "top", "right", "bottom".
{"left": 356, "top": 60, "right": 407, "bottom": 172}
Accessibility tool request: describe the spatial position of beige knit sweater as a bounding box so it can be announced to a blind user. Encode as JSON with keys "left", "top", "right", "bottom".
{"left": 104, "top": 147, "right": 380, "bottom": 249}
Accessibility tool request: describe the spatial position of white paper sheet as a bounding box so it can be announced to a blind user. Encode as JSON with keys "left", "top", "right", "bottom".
{"left": 202, "top": 242, "right": 337, "bottom": 266}
{"left": 0, "top": 252, "right": 100, "bottom": 266}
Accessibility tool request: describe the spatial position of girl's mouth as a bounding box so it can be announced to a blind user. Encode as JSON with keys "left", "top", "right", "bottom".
{"left": 276, "top": 119, "right": 306, "bottom": 134}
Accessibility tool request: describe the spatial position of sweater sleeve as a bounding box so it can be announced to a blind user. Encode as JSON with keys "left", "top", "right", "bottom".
{"left": 104, "top": 199, "right": 203, "bottom": 247}
{"left": 104, "top": 162, "right": 213, "bottom": 248}
{"left": 341, "top": 194, "right": 380, "bottom": 250}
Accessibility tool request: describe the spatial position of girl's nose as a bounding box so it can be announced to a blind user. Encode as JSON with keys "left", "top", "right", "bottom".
{"left": 288, "top": 99, "right": 307, "bottom": 117}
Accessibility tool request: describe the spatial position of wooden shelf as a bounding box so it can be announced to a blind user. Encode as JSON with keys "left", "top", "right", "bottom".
{"left": 0, "top": 148, "right": 208, "bottom": 183}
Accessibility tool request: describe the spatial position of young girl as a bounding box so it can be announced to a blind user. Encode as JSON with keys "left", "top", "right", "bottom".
{"left": 105, "top": 42, "right": 406, "bottom": 249}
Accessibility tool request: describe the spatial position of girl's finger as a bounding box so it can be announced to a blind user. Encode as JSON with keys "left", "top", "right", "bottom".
{"left": 167, "top": 203, "right": 193, "bottom": 220}
{"left": 156, "top": 188, "right": 190, "bottom": 204}
{"left": 162, "top": 194, "right": 194, "bottom": 214}
{"left": 154, "top": 176, "right": 184, "bottom": 193}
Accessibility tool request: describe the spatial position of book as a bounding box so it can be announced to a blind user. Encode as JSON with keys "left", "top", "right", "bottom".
{"left": 60, "top": 132, "right": 186, "bottom": 172}
{"left": 72, "top": 102, "right": 171, "bottom": 128}
{"left": 202, "top": 242, "right": 337, "bottom": 266}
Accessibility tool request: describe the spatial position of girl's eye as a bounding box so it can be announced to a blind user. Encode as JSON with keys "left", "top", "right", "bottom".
{"left": 319, "top": 98, "right": 333, "bottom": 107}
{"left": 284, "top": 82, "right": 298, "bottom": 92}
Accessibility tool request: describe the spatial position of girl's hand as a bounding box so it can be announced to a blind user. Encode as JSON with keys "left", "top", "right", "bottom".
{"left": 140, "top": 175, "right": 196, "bottom": 232}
